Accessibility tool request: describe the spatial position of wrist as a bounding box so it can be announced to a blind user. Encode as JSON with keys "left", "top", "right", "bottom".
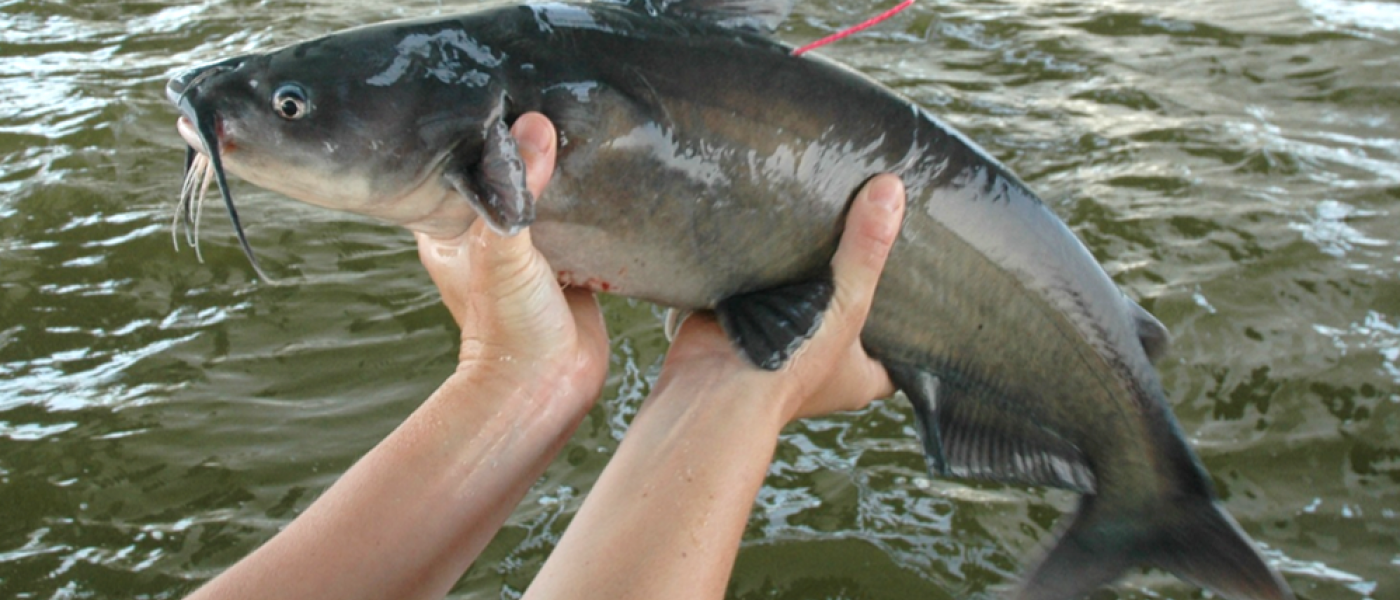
{"left": 647, "top": 365, "right": 791, "bottom": 438}
{"left": 434, "top": 359, "right": 600, "bottom": 432}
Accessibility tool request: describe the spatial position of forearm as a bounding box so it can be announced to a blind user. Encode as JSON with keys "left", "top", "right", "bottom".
{"left": 523, "top": 368, "right": 788, "bottom": 600}
{"left": 187, "top": 366, "right": 596, "bottom": 600}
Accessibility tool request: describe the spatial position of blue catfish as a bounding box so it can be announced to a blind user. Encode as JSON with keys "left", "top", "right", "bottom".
{"left": 165, "top": 1, "right": 1294, "bottom": 598}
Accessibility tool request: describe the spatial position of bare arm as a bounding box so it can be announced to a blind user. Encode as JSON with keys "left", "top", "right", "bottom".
{"left": 186, "top": 114, "right": 609, "bottom": 600}
{"left": 523, "top": 175, "right": 908, "bottom": 600}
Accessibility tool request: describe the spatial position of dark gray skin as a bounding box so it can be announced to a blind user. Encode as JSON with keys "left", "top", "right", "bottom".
{"left": 165, "top": 2, "right": 1293, "bottom": 599}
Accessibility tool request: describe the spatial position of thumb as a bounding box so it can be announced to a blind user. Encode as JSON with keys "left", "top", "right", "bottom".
{"left": 414, "top": 112, "right": 560, "bottom": 325}
{"left": 453, "top": 110, "right": 559, "bottom": 296}
{"left": 414, "top": 222, "right": 545, "bottom": 325}
{"left": 827, "top": 174, "right": 905, "bottom": 327}
{"left": 512, "top": 112, "right": 557, "bottom": 200}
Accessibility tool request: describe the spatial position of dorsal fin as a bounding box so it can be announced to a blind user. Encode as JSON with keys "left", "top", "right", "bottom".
{"left": 636, "top": 0, "right": 797, "bottom": 33}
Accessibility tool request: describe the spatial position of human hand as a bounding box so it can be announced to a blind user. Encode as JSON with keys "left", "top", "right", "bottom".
{"left": 659, "top": 174, "right": 906, "bottom": 422}
{"left": 519, "top": 175, "right": 906, "bottom": 600}
{"left": 415, "top": 112, "right": 610, "bottom": 401}
{"left": 192, "top": 116, "right": 612, "bottom": 600}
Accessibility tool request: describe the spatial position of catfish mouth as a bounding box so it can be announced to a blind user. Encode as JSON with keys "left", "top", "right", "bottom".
{"left": 169, "top": 62, "right": 285, "bottom": 285}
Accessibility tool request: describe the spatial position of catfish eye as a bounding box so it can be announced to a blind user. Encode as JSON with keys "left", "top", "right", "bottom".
{"left": 272, "top": 84, "right": 309, "bottom": 120}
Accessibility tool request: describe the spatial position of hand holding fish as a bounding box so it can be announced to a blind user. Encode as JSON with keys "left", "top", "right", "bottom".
{"left": 182, "top": 109, "right": 907, "bottom": 600}
{"left": 168, "top": 0, "right": 1295, "bottom": 596}
{"left": 522, "top": 172, "right": 907, "bottom": 600}
{"left": 186, "top": 112, "right": 609, "bottom": 598}
{"left": 414, "top": 112, "right": 610, "bottom": 410}
{"left": 658, "top": 174, "right": 905, "bottom": 423}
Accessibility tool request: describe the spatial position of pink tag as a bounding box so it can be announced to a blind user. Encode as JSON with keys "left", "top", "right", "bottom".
{"left": 791, "top": 0, "right": 916, "bottom": 56}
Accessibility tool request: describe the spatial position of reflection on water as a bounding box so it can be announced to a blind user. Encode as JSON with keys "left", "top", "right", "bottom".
{"left": 1, "top": 0, "right": 1398, "bottom": 598}
{"left": 1301, "top": 0, "right": 1400, "bottom": 33}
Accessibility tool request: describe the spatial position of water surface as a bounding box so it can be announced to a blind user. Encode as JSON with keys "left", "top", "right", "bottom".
{"left": 1, "top": 0, "right": 1397, "bottom": 598}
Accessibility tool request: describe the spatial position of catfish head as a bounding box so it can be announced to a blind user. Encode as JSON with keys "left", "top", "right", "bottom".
{"left": 166, "top": 17, "right": 534, "bottom": 280}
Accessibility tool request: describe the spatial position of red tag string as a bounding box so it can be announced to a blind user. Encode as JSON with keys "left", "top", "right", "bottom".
{"left": 791, "top": 0, "right": 916, "bottom": 56}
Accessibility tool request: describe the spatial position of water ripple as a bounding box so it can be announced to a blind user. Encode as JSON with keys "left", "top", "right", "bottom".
{"left": 0, "top": 0, "right": 1397, "bottom": 598}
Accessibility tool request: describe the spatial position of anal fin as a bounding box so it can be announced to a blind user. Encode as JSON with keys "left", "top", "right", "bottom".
{"left": 716, "top": 269, "right": 832, "bottom": 371}
{"left": 884, "top": 362, "right": 1096, "bottom": 493}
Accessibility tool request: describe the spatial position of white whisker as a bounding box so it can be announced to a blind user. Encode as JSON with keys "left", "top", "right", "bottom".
{"left": 175, "top": 159, "right": 196, "bottom": 251}
{"left": 173, "top": 153, "right": 212, "bottom": 257}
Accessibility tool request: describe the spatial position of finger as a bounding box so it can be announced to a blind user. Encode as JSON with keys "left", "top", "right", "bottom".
{"left": 453, "top": 113, "right": 557, "bottom": 281}
{"left": 424, "top": 113, "right": 561, "bottom": 300}
{"left": 792, "top": 357, "right": 893, "bottom": 420}
{"left": 413, "top": 221, "right": 538, "bottom": 329}
{"left": 846, "top": 350, "right": 896, "bottom": 405}
{"left": 416, "top": 229, "right": 474, "bottom": 326}
{"left": 660, "top": 311, "right": 738, "bottom": 368}
{"left": 467, "top": 218, "right": 540, "bottom": 291}
{"left": 563, "top": 287, "right": 608, "bottom": 357}
{"left": 511, "top": 112, "right": 557, "bottom": 200}
{"left": 416, "top": 114, "right": 557, "bottom": 294}
{"left": 828, "top": 174, "right": 905, "bottom": 325}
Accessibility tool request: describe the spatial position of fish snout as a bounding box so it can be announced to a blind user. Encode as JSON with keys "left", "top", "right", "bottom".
{"left": 165, "top": 71, "right": 191, "bottom": 106}
{"left": 166, "top": 57, "right": 245, "bottom": 106}
{"left": 168, "top": 57, "right": 246, "bottom": 155}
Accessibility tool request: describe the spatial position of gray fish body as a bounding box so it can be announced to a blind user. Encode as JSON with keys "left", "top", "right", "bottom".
{"left": 166, "top": 2, "right": 1292, "bottom": 599}
{"left": 513, "top": 5, "right": 1161, "bottom": 477}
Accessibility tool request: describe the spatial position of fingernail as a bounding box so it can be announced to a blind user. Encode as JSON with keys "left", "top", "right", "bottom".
{"left": 866, "top": 176, "right": 901, "bottom": 212}
{"left": 415, "top": 231, "right": 467, "bottom": 260}
{"left": 516, "top": 122, "right": 552, "bottom": 157}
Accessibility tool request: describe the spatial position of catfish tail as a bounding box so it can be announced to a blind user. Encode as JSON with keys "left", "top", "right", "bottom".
{"left": 1016, "top": 491, "right": 1294, "bottom": 600}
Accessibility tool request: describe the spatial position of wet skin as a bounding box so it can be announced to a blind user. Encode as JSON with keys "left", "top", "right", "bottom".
{"left": 166, "top": 3, "right": 1293, "bottom": 599}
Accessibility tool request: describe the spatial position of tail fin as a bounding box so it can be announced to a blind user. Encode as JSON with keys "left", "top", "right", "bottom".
{"left": 1016, "top": 494, "right": 1294, "bottom": 600}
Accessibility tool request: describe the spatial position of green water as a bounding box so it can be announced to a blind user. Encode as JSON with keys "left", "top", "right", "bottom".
{"left": 1, "top": 0, "right": 1396, "bottom": 598}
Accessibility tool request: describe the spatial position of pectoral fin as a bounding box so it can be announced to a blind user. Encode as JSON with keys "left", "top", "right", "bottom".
{"left": 445, "top": 117, "right": 534, "bottom": 236}
{"left": 885, "top": 363, "right": 1096, "bottom": 493}
{"left": 715, "top": 269, "right": 833, "bottom": 371}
